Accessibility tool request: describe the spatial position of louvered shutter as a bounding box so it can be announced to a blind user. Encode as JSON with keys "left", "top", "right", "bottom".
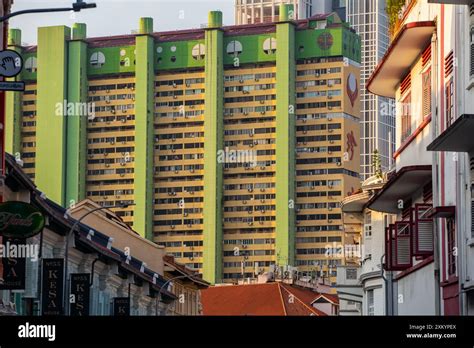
{"left": 393, "top": 221, "right": 412, "bottom": 270}
{"left": 414, "top": 204, "right": 434, "bottom": 256}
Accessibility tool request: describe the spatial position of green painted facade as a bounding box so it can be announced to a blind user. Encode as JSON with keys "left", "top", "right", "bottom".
{"left": 66, "top": 23, "right": 88, "bottom": 207}
{"left": 5, "top": 29, "right": 23, "bottom": 156}
{"left": 36, "top": 26, "right": 71, "bottom": 205}
{"left": 134, "top": 18, "right": 155, "bottom": 239}
{"left": 202, "top": 11, "right": 224, "bottom": 284}
{"left": 275, "top": 4, "right": 296, "bottom": 267}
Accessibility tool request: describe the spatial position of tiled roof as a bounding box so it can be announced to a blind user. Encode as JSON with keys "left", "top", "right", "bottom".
{"left": 201, "top": 282, "right": 326, "bottom": 316}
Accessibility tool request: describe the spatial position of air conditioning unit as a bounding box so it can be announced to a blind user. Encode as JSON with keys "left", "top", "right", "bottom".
{"left": 248, "top": 222, "right": 253, "bottom": 226}
{"left": 248, "top": 188, "right": 253, "bottom": 193}
{"left": 120, "top": 173, "right": 125, "bottom": 177}
{"left": 105, "top": 163, "right": 110, "bottom": 168}
{"left": 104, "top": 153, "right": 109, "bottom": 157}
{"left": 260, "top": 111, "right": 266, "bottom": 115}
{"left": 328, "top": 106, "right": 332, "bottom": 110}
{"left": 328, "top": 95, "right": 333, "bottom": 100}
{"left": 171, "top": 225, "right": 175, "bottom": 229}
{"left": 243, "top": 200, "right": 247, "bottom": 204}
{"left": 184, "top": 213, "right": 188, "bottom": 217}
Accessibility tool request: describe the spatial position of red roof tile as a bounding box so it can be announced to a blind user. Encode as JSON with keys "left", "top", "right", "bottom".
{"left": 201, "top": 282, "right": 326, "bottom": 316}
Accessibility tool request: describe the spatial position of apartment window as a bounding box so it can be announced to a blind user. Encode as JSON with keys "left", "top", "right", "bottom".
{"left": 401, "top": 93, "right": 411, "bottom": 143}
{"left": 367, "top": 289, "right": 375, "bottom": 316}
{"left": 447, "top": 218, "right": 456, "bottom": 276}
{"left": 364, "top": 212, "right": 372, "bottom": 238}
{"left": 446, "top": 78, "right": 454, "bottom": 128}
{"left": 470, "top": 25, "right": 474, "bottom": 78}
{"left": 422, "top": 69, "right": 431, "bottom": 118}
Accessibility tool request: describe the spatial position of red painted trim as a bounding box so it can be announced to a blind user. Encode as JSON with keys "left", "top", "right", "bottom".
{"left": 393, "top": 115, "right": 432, "bottom": 159}
{"left": 366, "top": 21, "right": 436, "bottom": 96}
{"left": 394, "top": 255, "right": 434, "bottom": 281}
{"left": 440, "top": 5, "right": 447, "bottom": 282}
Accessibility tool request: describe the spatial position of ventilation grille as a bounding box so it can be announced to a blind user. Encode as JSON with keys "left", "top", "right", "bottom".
{"left": 400, "top": 73, "right": 411, "bottom": 95}
{"left": 422, "top": 44, "right": 432, "bottom": 67}
{"left": 445, "top": 50, "right": 454, "bottom": 77}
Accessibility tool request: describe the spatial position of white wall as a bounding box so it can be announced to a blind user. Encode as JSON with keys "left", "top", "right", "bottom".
{"left": 396, "top": 262, "right": 436, "bottom": 315}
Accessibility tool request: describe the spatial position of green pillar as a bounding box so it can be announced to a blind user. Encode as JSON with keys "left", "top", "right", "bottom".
{"left": 202, "top": 11, "right": 224, "bottom": 284}
{"left": 36, "top": 26, "right": 71, "bottom": 205}
{"left": 275, "top": 4, "right": 296, "bottom": 267}
{"left": 66, "top": 23, "right": 88, "bottom": 207}
{"left": 134, "top": 18, "right": 155, "bottom": 239}
{"left": 5, "top": 29, "right": 23, "bottom": 157}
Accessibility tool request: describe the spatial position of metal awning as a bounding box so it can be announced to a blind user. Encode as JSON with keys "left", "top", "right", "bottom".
{"left": 367, "top": 166, "right": 432, "bottom": 213}
{"left": 366, "top": 21, "right": 436, "bottom": 98}
{"left": 427, "top": 114, "right": 474, "bottom": 153}
{"left": 428, "top": 206, "right": 456, "bottom": 219}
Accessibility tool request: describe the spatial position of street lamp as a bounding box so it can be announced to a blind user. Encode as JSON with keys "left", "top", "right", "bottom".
{"left": 0, "top": 1, "right": 97, "bottom": 23}
{"left": 63, "top": 201, "right": 135, "bottom": 315}
{"left": 155, "top": 274, "right": 202, "bottom": 316}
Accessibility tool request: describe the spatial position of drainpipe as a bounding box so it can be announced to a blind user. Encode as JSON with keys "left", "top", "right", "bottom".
{"left": 431, "top": 29, "right": 442, "bottom": 316}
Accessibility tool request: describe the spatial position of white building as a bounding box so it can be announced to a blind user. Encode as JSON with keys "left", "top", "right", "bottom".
{"left": 347, "top": 0, "right": 395, "bottom": 180}
{"left": 365, "top": 0, "right": 474, "bottom": 315}
{"left": 235, "top": 0, "right": 321, "bottom": 24}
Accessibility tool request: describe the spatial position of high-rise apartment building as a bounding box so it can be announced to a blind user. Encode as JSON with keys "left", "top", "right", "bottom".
{"left": 6, "top": 5, "right": 361, "bottom": 284}
{"left": 235, "top": 0, "right": 346, "bottom": 25}
{"left": 347, "top": 0, "right": 394, "bottom": 179}
{"left": 235, "top": 0, "right": 315, "bottom": 24}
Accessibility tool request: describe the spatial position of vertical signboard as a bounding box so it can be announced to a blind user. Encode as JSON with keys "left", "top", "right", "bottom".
{"left": 113, "top": 297, "right": 130, "bottom": 316}
{"left": 70, "top": 273, "right": 90, "bottom": 316}
{"left": 42, "top": 258, "right": 64, "bottom": 315}
{"left": 0, "top": 237, "right": 26, "bottom": 289}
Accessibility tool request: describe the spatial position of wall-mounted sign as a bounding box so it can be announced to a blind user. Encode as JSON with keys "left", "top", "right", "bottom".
{"left": 346, "top": 73, "right": 359, "bottom": 107}
{"left": 0, "top": 238, "right": 26, "bottom": 290}
{"left": 0, "top": 81, "right": 25, "bottom": 91}
{"left": 70, "top": 273, "right": 91, "bottom": 316}
{"left": 0, "top": 201, "right": 45, "bottom": 239}
{"left": 42, "top": 258, "right": 64, "bottom": 316}
{"left": 0, "top": 50, "right": 23, "bottom": 78}
{"left": 113, "top": 297, "right": 130, "bottom": 316}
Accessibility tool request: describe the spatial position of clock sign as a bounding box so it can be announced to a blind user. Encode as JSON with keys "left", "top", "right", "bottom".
{"left": 317, "top": 32, "right": 334, "bottom": 50}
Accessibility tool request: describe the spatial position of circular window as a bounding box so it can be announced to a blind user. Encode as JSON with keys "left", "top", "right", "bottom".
{"left": 226, "top": 40, "right": 243, "bottom": 56}
{"left": 157, "top": 46, "right": 163, "bottom": 54}
{"left": 192, "top": 43, "right": 206, "bottom": 60}
{"left": 90, "top": 51, "right": 106, "bottom": 68}
{"left": 25, "top": 57, "right": 38, "bottom": 73}
{"left": 263, "top": 38, "right": 277, "bottom": 54}
{"left": 317, "top": 32, "right": 334, "bottom": 50}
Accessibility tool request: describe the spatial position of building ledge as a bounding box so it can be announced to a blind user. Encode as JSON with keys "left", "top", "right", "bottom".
{"left": 427, "top": 114, "right": 474, "bottom": 153}
{"left": 367, "top": 165, "right": 432, "bottom": 214}
{"left": 367, "top": 21, "right": 436, "bottom": 98}
{"left": 428, "top": 206, "right": 455, "bottom": 219}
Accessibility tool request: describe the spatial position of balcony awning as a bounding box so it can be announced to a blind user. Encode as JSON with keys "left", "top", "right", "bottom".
{"left": 427, "top": 114, "right": 474, "bottom": 153}
{"left": 366, "top": 21, "right": 436, "bottom": 98}
{"left": 428, "top": 206, "right": 455, "bottom": 219}
{"left": 341, "top": 191, "right": 371, "bottom": 213}
{"left": 367, "top": 165, "right": 432, "bottom": 213}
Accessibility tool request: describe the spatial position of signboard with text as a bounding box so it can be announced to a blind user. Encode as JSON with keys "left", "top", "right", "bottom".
{"left": 0, "top": 201, "right": 45, "bottom": 239}
{"left": 113, "top": 297, "right": 130, "bottom": 316}
{"left": 70, "top": 273, "right": 91, "bottom": 316}
{"left": 0, "top": 238, "right": 26, "bottom": 290}
{"left": 41, "top": 258, "right": 64, "bottom": 316}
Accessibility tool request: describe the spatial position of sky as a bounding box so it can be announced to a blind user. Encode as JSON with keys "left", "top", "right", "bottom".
{"left": 10, "top": 0, "right": 235, "bottom": 45}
